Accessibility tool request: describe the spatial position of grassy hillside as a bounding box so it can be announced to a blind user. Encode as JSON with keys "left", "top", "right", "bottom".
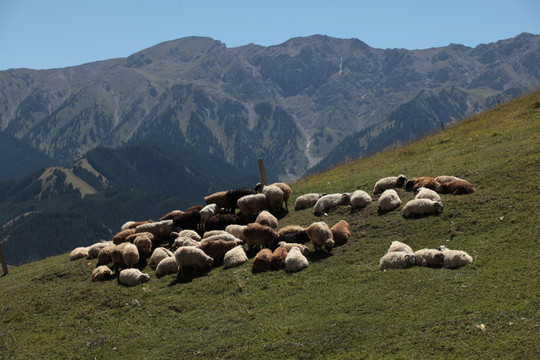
{"left": 0, "top": 90, "right": 539, "bottom": 359}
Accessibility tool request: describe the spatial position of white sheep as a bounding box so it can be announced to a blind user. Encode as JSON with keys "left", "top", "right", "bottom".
{"left": 379, "top": 252, "right": 416, "bottom": 270}
{"left": 373, "top": 174, "right": 407, "bottom": 195}
{"left": 255, "top": 210, "right": 278, "bottom": 229}
{"left": 439, "top": 246, "right": 474, "bottom": 268}
{"left": 87, "top": 241, "right": 113, "bottom": 259}
{"left": 350, "top": 190, "right": 372, "bottom": 210}
{"left": 413, "top": 248, "right": 445, "bottom": 267}
{"left": 150, "top": 247, "right": 174, "bottom": 268}
{"left": 135, "top": 220, "right": 176, "bottom": 241}
{"left": 177, "top": 229, "right": 201, "bottom": 241}
{"left": 306, "top": 221, "right": 334, "bottom": 252}
{"left": 172, "top": 236, "right": 200, "bottom": 249}
{"left": 223, "top": 245, "right": 248, "bottom": 269}
{"left": 122, "top": 243, "right": 139, "bottom": 268}
{"left": 225, "top": 224, "right": 247, "bottom": 241}
{"left": 402, "top": 199, "right": 443, "bottom": 218}
{"left": 294, "top": 193, "right": 323, "bottom": 210}
{"left": 285, "top": 246, "right": 309, "bottom": 272}
{"left": 200, "top": 203, "right": 219, "bottom": 231}
{"left": 260, "top": 184, "right": 285, "bottom": 214}
{"left": 133, "top": 234, "right": 152, "bottom": 259}
{"left": 237, "top": 193, "right": 267, "bottom": 219}
{"left": 174, "top": 246, "right": 214, "bottom": 278}
{"left": 435, "top": 175, "right": 461, "bottom": 184}
{"left": 202, "top": 230, "right": 229, "bottom": 238}
{"left": 69, "top": 247, "right": 89, "bottom": 261}
{"left": 155, "top": 257, "right": 178, "bottom": 277}
{"left": 415, "top": 187, "right": 442, "bottom": 202}
{"left": 118, "top": 268, "right": 150, "bottom": 286}
{"left": 387, "top": 241, "right": 413, "bottom": 254}
{"left": 378, "top": 189, "right": 401, "bottom": 212}
{"left": 278, "top": 242, "right": 311, "bottom": 256}
{"left": 313, "top": 193, "right": 351, "bottom": 216}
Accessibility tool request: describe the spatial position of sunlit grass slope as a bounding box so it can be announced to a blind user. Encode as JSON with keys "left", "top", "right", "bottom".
{"left": 1, "top": 89, "right": 539, "bottom": 359}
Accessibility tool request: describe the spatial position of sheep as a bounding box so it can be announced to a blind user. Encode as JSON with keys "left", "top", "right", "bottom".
{"left": 112, "top": 229, "right": 136, "bottom": 245}
{"left": 350, "top": 190, "right": 372, "bottom": 210}
{"left": 415, "top": 187, "right": 442, "bottom": 202}
{"left": 97, "top": 245, "right": 116, "bottom": 266}
{"left": 199, "top": 233, "right": 242, "bottom": 245}
{"left": 122, "top": 243, "right": 140, "bottom": 269}
{"left": 120, "top": 220, "right": 153, "bottom": 231}
{"left": 150, "top": 247, "right": 174, "bottom": 268}
{"left": 270, "top": 247, "right": 288, "bottom": 270}
{"left": 118, "top": 268, "right": 150, "bottom": 286}
{"left": 306, "top": 222, "right": 334, "bottom": 252}
{"left": 285, "top": 246, "right": 309, "bottom": 272}
{"left": 243, "top": 223, "right": 278, "bottom": 251}
{"left": 378, "top": 189, "right": 401, "bottom": 213}
{"left": 255, "top": 210, "right": 278, "bottom": 229}
{"left": 226, "top": 188, "right": 256, "bottom": 213}
{"left": 402, "top": 199, "right": 443, "bottom": 218}
{"left": 204, "top": 191, "right": 231, "bottom": 210}
{"left": 111, "top": 242, "right": 129, "bottom": 272}
{"left": 405, "top": 177, "right": 442, "bottom": 193}
{"left": 69, "top": 247, "right": 89, "bottom": 261}
{"left": 272, "top": 182, "right": 292, "bottom": 211}
{"left": 155, "top": 257, "right": 178, "bottom": 277}
{"left": 252, "top": 248, "right": 272, "bottom": 272}
{"left": 439, "top": 246, "right": 474, "bottom": 268}
{"left": 259, "top": 184, "right": 285, "bottom": 215}
{"left": 278, "top": 242, "right": 311, "bottom": 256}
{"left": 387, "top": 241, "right": 413, "bottom": 254}
{"left": 200, "top": 203, "right": 219, "bottom": 232}
{"left": 439, "top": 179, "right": 475, "bottom": 195}
{"left": 202, "top": 230, "right": 229, "bottom": 238}
{"left": 223, "top": 245, "right": 248, "bottom": 269}
{"left": 175, "top": 246, "right": 214, "bottom": 278}
{"left": 294, "top": 193, "right": 323, "bottom": 210}
{"left": 125, "top": 231, "right": 155, "bottom": 247}
{"left": 237, "top": 193, "right": 267, "bottom": 220}
{"left": 270, "top": 231, "right": 310, "bottom": 250}
{"left": 373, "top": 174, "right": 407, "bottom": 195}
{"left": 177, "top": 229, "right": 201, "bottom": 241}
{"left": 87, "top": 241, "right": 113, "bottom": 259}
{"left": 379, "top": 252, "right": 415, "bottom": 270}
{"left": 205, "top": 213, "right": 242, "bottom": 231}
{"left": 330, "top": 220, "right": 350, "bottom": 246}
{"left": 172, "top": 236, "right": 200, "bottom": 249}
{"left": 413, "top": 249, "right": 444, "bottom": 267}
{"left": 278, "top": 225, "right": 306, "bottom": 235}
{"left": 435, "top": 175, "right": 462, "bottom": 184}
{"left": 313, "top": 193, "right": 351, "bottom": 216}
{"left": 133, "top": 234, "right": 153, "bottom": 259}
{"left": 135, "top": 220, "right": 176, "bottom": 243}
{"left": 172, "top": 209, "right": 201, "bottom": 231}
{"left": 91, "top": 265, "right": 113, "bottom": 282}
{"left": 159, "top": 210, "right": 184, "bottom": 221}
{"left": 198, "top": 239, "right": 238, "bottom": 266}
{"left": 225, "top": 224, "right": 247, "bottom": 241}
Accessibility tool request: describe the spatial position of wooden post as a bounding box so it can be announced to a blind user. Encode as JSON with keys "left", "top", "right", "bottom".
{"left": 257, "top": 158, "right": 269, "bottom": 186}
{"left": 0, "top": 241, "right": 8, "bottom": 275}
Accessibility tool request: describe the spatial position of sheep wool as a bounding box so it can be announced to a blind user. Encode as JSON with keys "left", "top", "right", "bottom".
{"left": 204, "top": 191, "right": 231, "bottom": 210}
{"left": 402, "top": 199, "right": 443, "bottom": 218}
{"left": 313, "top": 193, "right": 351, "bottom": 216}
{"left": 150, "top": 247, "right": 174, "bottom": 267}
{"left": 223, "top": 245, "right": 248, "bottom": 269}
{"left": 91, "top": 265, "right": 113, "bottom": 282}
{"left": 435, "top": 175, "right": 461, "bottom": 184}
{"left": 252, "top": 248, "right": 272, "bottom": 272}
{"left": 413, "top": 249, "right": 444, "bottom": 267}
{"left": 243, "top": 223, "right": 278, "bottom": 250}
{"left": 294, "top": 193, "right": 323, "bottom": 210}
{"left": 200, "top": 203, "right": 219, "bottom": 231}
{"left": 272, "top": 182, "right": 292, "bottom": 211}
{"left": 270, "top": 247, "right": 288, "bottom": 270}
{"left": 112, "top": 228, "right": 136, "bottom": 245}
{"left": 155, "top": 257, "right": 178, "bottom": 277}
{"left": 415, "top": 187, "right": 442, "bottom": 202}
{"left": 69, "top": 247, "right": 89, "bottom": 261}
{"left": 133, "top": 234, "right": 152, "bottom": 259}
{"left": 178, "top": 229, "right": 201, "bottom": 241}
{"left": 306, "top": 221, "right": 335, "bottom": 252}
{"left": 111, "top": 242, "right": 129, "bottom": 271}
{"left": 278, "top": 225, "right": 306, "bottom": 235}
{"left": 439, "top": 246, "right": 474, "bottom": 268}
{"left": 255, "top": 210, "right": 279, "bottom": 229}
{"left": 439, "top": 180, "right": 475, "bottom": 195}
{"left": 122, "top": 243, "right": 140, "bottom": 268}
{"left": 97, "top": 245, "right": 116, "bottom": 266}
{"left": 330, "top": 220, "right": 350, "bottom": 246}
{"left": 237, "top": 193, "right": 267, "bottom": 219}
{"left": 135, "top": 220, "right": 176, "bottom": 241}
{"left": 350, "top": 190, "right": 372, "bottom": 210}
{"left": 174, "top": 247, "right": 214, "bottom": 278}
{"left": 387, "top": 241, "right": 413, "bottom": 254}
{"left": 261, "top": 184, "right": 285, "bottom": 215}
{"left": 378, "top": 189, "right": 401, "bottom": 212}
{"left": 373, "top": 175, "right": 407, "bottom": 195}
{"left": 225, "top": 224, "right": 247, "bottom": 241}
{"left": 405, "top": 177, "right": 442, "bottom": 193}
{"left": 159, "top": 210, "right": 184, "bottom": 221}
{"left": 278, "top": 242, "right": 311, "bottom": 256}
{"left": 379, "top": 252, "right": 416, "bottom": 270}
{"left": 285, "top": 246, "right": 309, "bottom": 272}
{"left": 87, "top": 241, "right": 113, "bottom": 259}
{"left": 118, "top": 268, "right": 150, "bottom": 286}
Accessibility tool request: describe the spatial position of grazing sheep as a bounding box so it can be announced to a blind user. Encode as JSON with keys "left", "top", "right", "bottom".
{"left": 223, "top": 245, "right": 248, "bottom": 269}
{"left": 118, "top": 268, "right": 150, "bottom": 286}
{"left": 133, "top": 234, "right": 153, "bottom": 259}
{"left": 278, "top": 242, "right": 311, "bottom": 256}
{"left": 259, "top": 184, "right": 285, "bottom": 215}
{"left": 172, "top": 236, "right": 200, "bottom": 249}
{"left": 387, "top": 241, "right": 413, "bottom": 254}
{"left": 135, "top": 220, "right": 176, "bottom": 243}
{"left": 439, "top": 246, "right": 474, "bottom": 268}
{"left": 313, "top": 193, "right": 351, "bottom": 216}
{"left": 405, "top": 177, "right": 442, "bottom": 193}
{"left": 87, "top": 241, "right": 113, "bottom": 259}
{"left": 120, "top": 220, "right": 153, "bottom": 231}
{"left": 200, "top": 203, "right": 219, "bottom": 232}
{"left": 379, "top": 252, "right": 415, "bottom": 270}
{"left": 177, "top": 229, "right": 201, "bottom": 241}
{"left": 306, "top": 222, "right": 335, "bottom": 252}
{"left": 252, "top": 248, "right": 272, "bottom": 272}
{"left": 272, "top": 182, "right": 292, "bottom": 211}
{"left": 270, "top": 247, "right": 288, "bottom": 270}
{"left": 285, "top": 246, "right": 309, "bottom": 272}
{"left": 402, "top": 199, "right": 444, "bottom": 218}
{"left": 330, "top": 220, "right": 350, "bottom": 246}
{"left": 69, "top": 247, "right": 89, "bottom": 261}
{"left": 122, "top": 243, "right": 140, "bottom": 268}
{"left": 155, "top": 257, "right": 178, "bottom": 277}
{"left": 202, "top": 230, "right": 229, "bottom": 238}
{"left": 378, "top": 189, "right": 401, "bottom": 212}
{"left": 439, "top": 179, "right": 475, "bottom": 195}
{"left": 350, "top": 190, "right": 372, "bottom": 210}
{"left": 225, "top": 224, "right": 247, "bottom": 241}
{"left": 112, "top": 229, "right": 136, "bottom": 245}
{"left": 435, "top": 175, "right": 462, "bottom": 184}
{"left": 270, "top": 231, "right": 310, "bottom": 250}
{"left": 255, "top": 210, "right": 279, "bottom": 229}
{"left": 373, "top": 174, "right": 407, "bottom": 195}
{"left": 226, "top": 188, "right": 256, "bottom": 213}
{"left": 159, "top": 210, "right": 184, "bottom": 221}
{"left": 243, "top": 223, "right": 278, "bottom": 251}
{"left": 278, "top": 225, "right": 306, "bottom": 235}
{"left": 91, "top": 265, "right": 113, "bottom": 282}
{"left": 97, "top": 245, "right": 116, "bottom": 266}
{"left": 237, "top": 193, "right": 267, "bottom": 220}
{"left": 205, "top": 213, "right": 242, "bottom": 231}
{"left": 172, "top": 209, "right": 201, "bottom": 231}
{"left": 150, "top": 247, "right": 174, "bottom": 268}
{"left": 294, "top": 193, "right": 323, "bottom": 210}
{"left": 413, "top": 249, "right": 444, "bottom": 267}
{"left": 415, "top": 187, "right": 442, "bottom": 202}
{"left": 174, "top": 247, "right": 214, "bottom": 278}
{"left": 204, "top": 191, "right": 231, "bottom": 211}
{"left": 198, "top": 239, "right": 238, "bottom": 266}
{"left": 125, "top": 231, "right": 155, "bottom": 247}
{"left": 111, "top": 242, "right": 129, "bottom": 272}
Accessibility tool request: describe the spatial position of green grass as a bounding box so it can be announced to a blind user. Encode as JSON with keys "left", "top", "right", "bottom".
{"left": 1, "top": 90, "right": 539, "bottom": 359}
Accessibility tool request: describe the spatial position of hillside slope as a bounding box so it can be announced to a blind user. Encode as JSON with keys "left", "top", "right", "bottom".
{"left": 0, "top": 90, "right": 538, "bottom": 359}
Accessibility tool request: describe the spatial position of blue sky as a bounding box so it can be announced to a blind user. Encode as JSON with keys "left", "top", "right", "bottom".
{"left": 1, "top": 0, "right": 539, "bottom": 70}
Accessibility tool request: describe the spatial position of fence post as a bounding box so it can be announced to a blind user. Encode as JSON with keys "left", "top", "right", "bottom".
{"left": 0, "top": 241, "right": 8, "bottom": 275}
{"left": 257, "top": 158, "right": 269, "bottom": 186}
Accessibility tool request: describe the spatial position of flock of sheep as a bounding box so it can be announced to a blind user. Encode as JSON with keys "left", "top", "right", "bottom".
{"left": 68, "top": 175, "right": 475, "bottom": 285}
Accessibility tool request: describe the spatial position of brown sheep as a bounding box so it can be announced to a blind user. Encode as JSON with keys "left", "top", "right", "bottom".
{"left": 112, "top": 229, "right": 136, "bottom": 245}
{"left": 252, "top": 248, "right": 272, "bottom": 272}
{"left": 120, "top": 220, "right": 153, "bottom": 231}
{"left": 439, "top": 179, "right": 475, "bottom": 195}
{"left": 198, "top": 239, "right": 238, "bottom": 266}
{"left": 122, "top": 243, "right": 140, "bottom": 269}
{"left": 97, "top": 245, "right": 116, "bottom": 266}
{"left": 125, "top": 231, "right": 156, "bottom": 247}
{"left": 91, "top": 265, "right": 113, "bottom": 282}
{"left": 159, "top": 210, "right": 184, "bottom": 221}
{"left": 204, "top": 191, "right": 231, "bottom": 210}
{"left": 273, "top": 182, "right": 292, "bottom": 211}
{"left": 243, "top": 223, "right": 278, "bottom": 251}
{"left": 111, "top": 242, "right": 129, "bottom": 272}
{"left": 255, "top": 210, "right": 279, "bottom": 229}
{"left": 306, "top": 222, "right": 335, "bottom": 252}
{"left": 270, "top": 247, "right": 288, "bottom": 270}
{"left": 405, "top": 177, "right": 442, "bottom": 193}
{"left": 278, "top": 225, "right": 306, "bottom": 235}
{"left": 330, "top": 220, "right": 350, "bottom": 246}
{"left": 133, "top": 234, "right": 153, "bottom": 259}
